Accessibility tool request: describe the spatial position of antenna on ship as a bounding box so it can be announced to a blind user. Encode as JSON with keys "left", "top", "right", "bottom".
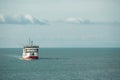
{"left": 29, "top": 38, "right": 31, "bottom": 46}
{"left": 29, "top": 38, "right": 33, "bottom": 46}
{"left": 31, "top": 41, "right": 33, "bottom": 46}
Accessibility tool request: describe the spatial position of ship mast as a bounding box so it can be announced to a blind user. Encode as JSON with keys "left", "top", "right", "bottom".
{"left": 31, "top": 41, "right": 33, "bottom": 46}
{"left": 29, "top": 38, "right": 33, "bottom": 46}
{"left": 29, "top": 38, "right": 30, "bottom": 46}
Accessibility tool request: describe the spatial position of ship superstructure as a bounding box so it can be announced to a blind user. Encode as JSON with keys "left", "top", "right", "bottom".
{"left": 22, "top": 41, "right": 39, "bottom": 60}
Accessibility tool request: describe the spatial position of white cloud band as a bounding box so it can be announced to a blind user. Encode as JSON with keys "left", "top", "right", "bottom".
{"left": 64, "top": 17, "right": 92, "bottom": 24}
{"left": 0, "top": 14, "right": 48, "bottom": 25}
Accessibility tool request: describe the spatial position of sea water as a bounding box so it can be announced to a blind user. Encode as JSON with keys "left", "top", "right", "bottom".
{"left": 0, "top": 48, "right": 120, "bottom": 80}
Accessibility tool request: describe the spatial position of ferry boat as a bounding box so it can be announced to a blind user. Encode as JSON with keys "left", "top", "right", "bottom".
{"left": 22, "top": 40, "right": 39, "bottom": 60}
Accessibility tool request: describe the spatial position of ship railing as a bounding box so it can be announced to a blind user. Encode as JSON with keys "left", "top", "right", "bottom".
{"left": 24, "top": 46, "right": 39, "bottom": 48}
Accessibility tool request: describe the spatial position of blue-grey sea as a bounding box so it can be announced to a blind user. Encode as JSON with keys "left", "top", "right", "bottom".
{"left": 0, "top": 48, "right": 120, "bottom": 80}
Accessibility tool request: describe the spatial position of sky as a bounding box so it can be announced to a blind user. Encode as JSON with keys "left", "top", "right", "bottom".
{"left": 0, "top": 0, "right": 120, "bottom": 48}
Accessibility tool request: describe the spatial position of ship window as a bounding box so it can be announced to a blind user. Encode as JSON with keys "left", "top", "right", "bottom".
{"left": 32, "top": 52, "right": 34, "bottom": 56}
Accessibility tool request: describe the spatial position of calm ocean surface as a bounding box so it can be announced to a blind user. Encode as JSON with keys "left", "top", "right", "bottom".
{"left": 0, "top": 48, "right": 120, "bottom": 80}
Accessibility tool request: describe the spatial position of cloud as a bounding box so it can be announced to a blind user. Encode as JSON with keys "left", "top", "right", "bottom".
{"left": 0, "top": 14, "right": 48, "bottom": 25}
{"left": 64, "top": 17, "right": 92, "bottom": 24}
{"left": 63, "top": 17, "right": 120, "bottom": 25}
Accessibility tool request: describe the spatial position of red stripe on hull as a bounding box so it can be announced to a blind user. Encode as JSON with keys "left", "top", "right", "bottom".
{"left": 23, "top": 56, "right": 38, "bottom": 60}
